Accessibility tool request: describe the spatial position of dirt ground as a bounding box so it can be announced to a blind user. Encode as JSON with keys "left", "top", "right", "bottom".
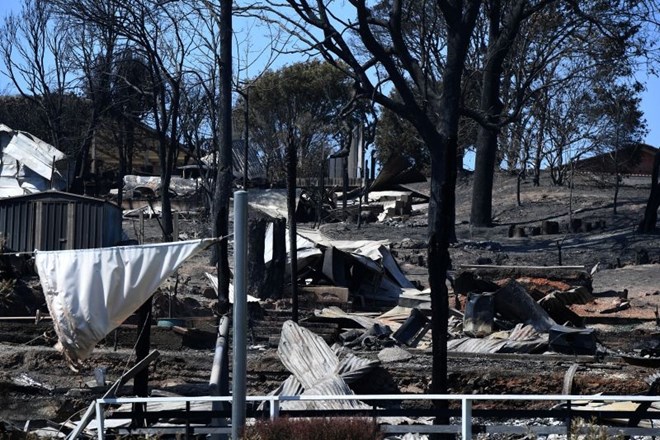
{"left": 1, "top": 171, "right": 659, "bottom": 430}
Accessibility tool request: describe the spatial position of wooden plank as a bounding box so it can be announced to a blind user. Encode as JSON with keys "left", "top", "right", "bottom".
{"left": 299, "top": 286, "right": 349, "bottom": 304}
{"left": 460, "top": 264, "right": 586, "bottom": 270}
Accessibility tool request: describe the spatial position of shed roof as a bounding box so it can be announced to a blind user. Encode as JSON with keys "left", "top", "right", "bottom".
{"left": 0, "top": 190, "right": 119, "bottom": 208}
{"left": 574, "top": 143, "right": 658, "bottom": 175}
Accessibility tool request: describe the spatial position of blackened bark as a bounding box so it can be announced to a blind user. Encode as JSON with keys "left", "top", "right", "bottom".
{"left": 427, "top": 5, "right": 480, "bottom": 433}
{"left": 286, "top": 135, "right": 298, "bottom": 322}
{"left": 247, "top": 217, "right": 267, "bottom": 298}
{"left": 265, "top": 217, "right": 286, "bottom": 299}
{"left": 212, "top": 0, "right": 232, "bottom": 311}
{"left": 160, "top": 165, "right": 174, "bottom": 242}
{"left": 638, "top": 149, "right": 660, "bottom": 233}
{"left": 342, "top": 155, "right": 348, "bottom": 214}
{"left": 132, "top": 297, "right": 152, "bottom": 427}
{"left": 470, "top": 0, "right": 527, "bottom": 227}
{"left": 471, "top": 123, "right": 500, "bottom": 226}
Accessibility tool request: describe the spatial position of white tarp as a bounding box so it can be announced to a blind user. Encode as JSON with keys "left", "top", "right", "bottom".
{"left": 34, "top": 238, "right": 214, "bottom": 365}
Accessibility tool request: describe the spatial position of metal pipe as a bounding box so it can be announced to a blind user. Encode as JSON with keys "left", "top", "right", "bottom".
{"left": 232, "top": 190, "right": 248, "bottom": 439}
{"left": 95, "top": 400, "right": 105, "bottom": 440}
{"left": 462, "top": 398, "right": 472, "bottom": 439}
{"left": 209, "top": 314, "right": 229, "bottom": 440}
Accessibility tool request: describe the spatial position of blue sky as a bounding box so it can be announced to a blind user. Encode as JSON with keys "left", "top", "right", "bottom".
{"left": 1, "top": 0, "right": 659, "bottom": 149}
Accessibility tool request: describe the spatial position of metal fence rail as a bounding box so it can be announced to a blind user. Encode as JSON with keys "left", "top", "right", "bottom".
{"left": 92, "top": 393, "right": 660, "bottom": 439}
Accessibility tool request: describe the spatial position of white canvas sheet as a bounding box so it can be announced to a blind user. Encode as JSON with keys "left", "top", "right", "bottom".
{"left": 34, "top": 238, "right": 214, "bottom": 364}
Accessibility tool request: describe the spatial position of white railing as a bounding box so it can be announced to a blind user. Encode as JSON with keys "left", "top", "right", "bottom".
{"left": 92, "top": 393, "right": 660, "bottom": 439}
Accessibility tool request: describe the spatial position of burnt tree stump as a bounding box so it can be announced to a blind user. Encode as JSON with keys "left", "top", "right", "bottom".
{"left": 247, "top": 217, "right": 267, "bottom": 299}
{"left": 263, "top": 217, "right": 286, "bottom": 299}
{"left": 542, "top": 220, "right": 559, "bottom": 235}
{"left": 569, "top": 218, "right": 582, "bottom": 233}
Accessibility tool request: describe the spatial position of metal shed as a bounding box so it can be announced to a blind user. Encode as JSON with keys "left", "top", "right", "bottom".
{"left": 0, "top": 191, "right": 122, "bottom": 252}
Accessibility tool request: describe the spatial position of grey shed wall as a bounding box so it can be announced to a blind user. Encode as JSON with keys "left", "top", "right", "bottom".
{"left": 0, "top": 191, "right": 122, "bottom": 252}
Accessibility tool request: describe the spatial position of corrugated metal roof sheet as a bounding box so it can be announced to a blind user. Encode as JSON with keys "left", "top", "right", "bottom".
{"left": 232, "top": 139, "right": 266, "bottom": 180}
{"left": 275, "top": 321, "right": 372, "bottom": 410}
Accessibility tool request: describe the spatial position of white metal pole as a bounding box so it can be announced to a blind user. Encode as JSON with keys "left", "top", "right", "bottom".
{"left": 232, "top": 190, "right": 248, "bottom": 439}
{"left": 270, "top": 397, "right": 280, "bottom": 420}
{"left": 462, "top": 398, "right": 472, "bottom": 439}
{"left": 95, "top": 401, "right": 104, "bottom": 440}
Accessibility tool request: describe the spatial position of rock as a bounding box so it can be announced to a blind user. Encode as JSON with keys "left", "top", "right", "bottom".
{"left": 636, "top": 248, "right": 650, "bottom": 265}
{"left": 378, "top": 346, "right": 412, "bottom": 363}
{"left": 476, "top": 257, "right": 493, "bottom": 265}
{"left": 453, "top": 271, "right": 499, "bottom": 295}
{"left": 542, "top": 220, "right": 559, "bottom": 235}
{"left": 202, "top": 287, "right": 216, "bottom": 299}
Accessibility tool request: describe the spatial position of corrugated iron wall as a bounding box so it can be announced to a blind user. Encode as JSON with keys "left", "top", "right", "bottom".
{"left": 74, "top": 202, "right": 102, "bottom": 249}
{"left": 0, "top": 200, "right": 36, "bottom": 252}
{"left": 36, "top": 201, "right": 69, "bottom": 251}
{"left": 0, "top": 194, "right": 122, "bottom": 252}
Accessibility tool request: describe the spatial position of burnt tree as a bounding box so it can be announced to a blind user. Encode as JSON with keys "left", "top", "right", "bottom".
{"left": 638, "top": 149, "right": 660, "bottom": 233}
{"left": 265, "top": 2, "right": 481, "bottom": 434}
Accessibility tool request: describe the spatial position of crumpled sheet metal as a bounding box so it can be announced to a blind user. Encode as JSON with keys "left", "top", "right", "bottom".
{"left": 447, "top": 324, "right": 548, "bottom": 354}
{"left": 274, "top": 320, "right": 374, "bottom": 410}
{"left": 494, "top": 280, "right": 556, "bottom": 332}
{"left": 313, "top": 306, "right": 379, "bottom": 329}
{"left": 280, "top": 376, "right": 369, "bottom": 411}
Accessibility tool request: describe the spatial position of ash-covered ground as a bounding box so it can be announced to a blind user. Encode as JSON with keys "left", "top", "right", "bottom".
{"left": 1, "top": 171, "right": 659, "bottom": 431}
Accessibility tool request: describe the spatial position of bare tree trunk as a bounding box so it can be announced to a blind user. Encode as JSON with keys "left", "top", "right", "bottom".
{"left": 286, "top": 135, "right": 298, "bottom": 322}
{"left": 470, "top": 0, "right": 526, "bottom": 227}
{"left": 265, "top": 217, "right": 286, "bottom": 299}
{"left": 160, "top": 166, "right": 174, "bottom": 241}
{"left": 427, "top": 12, "right": 479, "bottom": 433}
{"left": 638, "top": 149, "right": 660, "bottom": 233}
{"left": 132, "top": 297, "right": 152, "bottom": 427}
{"left": 212, "top": 0, "right": 232, "bottom": 312}
{"left": 471, "top": 125, "right": 499, "bottom": 226}
{"left": 247, "top": 217, "right": 267, "bottom": 298}
{"left": 342, "top": 155, "right": 348, "bottom": 216}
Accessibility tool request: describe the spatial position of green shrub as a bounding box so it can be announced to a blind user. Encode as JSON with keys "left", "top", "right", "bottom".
{"left": 242, "top": 417, "right": 382, "bottom": 440}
